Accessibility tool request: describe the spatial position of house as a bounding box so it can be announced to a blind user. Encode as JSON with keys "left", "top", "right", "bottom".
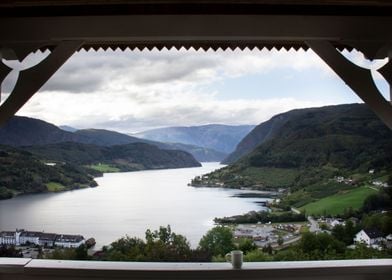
{"left": 0, "top": 231, "right": 16, "bottom": 245}
{"left": 354, "top": 229, "right": 385, "bottom": 246}
{"left": 38, "top": 233, "right": 57, "bottom": 247}
{"left": 55, "top": 234, "right": 85, "bottom": 248}
{"left": 330, "top": 219, "right": 345, "bottom": 228}
{"left": 19, "top": 231, "right": 41, "bottom": 245}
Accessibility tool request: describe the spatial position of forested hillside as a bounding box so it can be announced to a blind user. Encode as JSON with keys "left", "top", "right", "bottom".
{"left": 192, "top": 104, "right": 392, "bottom": 208}
{"left": 0, "top": 147, "right": 98, "bottom": 199}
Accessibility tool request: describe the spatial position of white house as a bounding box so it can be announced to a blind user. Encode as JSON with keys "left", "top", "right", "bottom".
{"left": 354, "top": 229, "right": 384, "bottom": 246}
{"left": 38, "top": 233, "right": 57, "bottom": 247}
{"left": 0, "top": 231, "right": 16, "bottom": 245}
{"left": 330, "top": 219, "right": 345, "bottom": 228}
{"left": 55, "top": 234, "right": 85, "bottom": 248}
{"left": 19, "top": 231, "right": 41, "bottom": 245}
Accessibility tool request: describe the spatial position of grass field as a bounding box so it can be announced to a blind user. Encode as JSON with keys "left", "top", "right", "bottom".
{"left": 87, "top": 163, "right": 120, "bottom": 173}
{"left": 46, "top": 182, "right": 66, "bottom": 192}
{"left": 300, "top": 186, "right": 378, "bottom": 216}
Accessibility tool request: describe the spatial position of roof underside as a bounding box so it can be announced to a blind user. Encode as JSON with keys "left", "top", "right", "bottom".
{"left": 0, "top": 0, "right": 390, "bottom": 52}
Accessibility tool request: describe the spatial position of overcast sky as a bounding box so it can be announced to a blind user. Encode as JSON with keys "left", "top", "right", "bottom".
{"left": 1, "top": 48, "right": 388, "bottom": 133}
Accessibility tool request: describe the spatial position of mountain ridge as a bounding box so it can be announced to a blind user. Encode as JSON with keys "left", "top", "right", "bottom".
{"left": 0, "top": 117, "right": 225, "bottom": 162}
{"left": 134, "top": 124, "right": 255, "bottom": 154}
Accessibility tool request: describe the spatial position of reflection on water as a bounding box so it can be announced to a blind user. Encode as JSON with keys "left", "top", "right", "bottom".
{"left": 0, "top": 163, "right": 268, "bottom": 248}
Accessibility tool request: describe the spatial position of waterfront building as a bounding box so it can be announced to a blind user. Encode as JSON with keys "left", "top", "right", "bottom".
{"left": 19, "top": 231, "right": 41, "bottom": 245}
{"left": 55, "top": 234, "right": 85, "bottom": 248}
{"left": 0, "top": 231, "right": 17, "bottom": 245}
{"left": 38, "top": 233, "right": 57, "bottom": 247}
{"left": 0, "top": 230, "right": 85, "bottom": 248}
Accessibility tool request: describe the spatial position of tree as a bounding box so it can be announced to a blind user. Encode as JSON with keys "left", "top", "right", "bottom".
{"left": 102, "top": 226, "right": 194, "bottom": 262}
{"left": 0, "top": 245, "right": 22, "bottom": 257}
{"left": 277, "top": 236, "right": 284, "bottom": 246}
{"left": 237, "top": 238, "right": 257, "bottom": 254}
{"left": 74, "top": 244, "right": 89, "bottom": 260}
{"left": 198, "top": 226, "right": 235, "bottom": 257}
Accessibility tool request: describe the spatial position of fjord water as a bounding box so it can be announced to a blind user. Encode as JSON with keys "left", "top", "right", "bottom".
{"left": 0, "top": 162, "right": 267, "bottom": 248}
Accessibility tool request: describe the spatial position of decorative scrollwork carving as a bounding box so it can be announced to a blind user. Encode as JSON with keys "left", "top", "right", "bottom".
{"left": 307, "top": 40, "right": 392, "bottom": 130}
{"left": 0, "top": 41, "right": 83, "bottom": 126}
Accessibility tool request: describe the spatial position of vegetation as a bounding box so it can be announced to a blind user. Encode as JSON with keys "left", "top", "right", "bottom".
{"left": 25, "top": 142, "right": 201, "bottom": 172}
{"left": 361, "top": 187, "right": 392, "bottom": 213}
{"left": 198, "top": 226, "right": 236, "bottom": 257}
{"left": 0, "top": 245, "right": 23, "bottom": 257}
{"left": 45, "top": 244, "right": 89, "bottom": 260}
{"left": 0, "top": 147, "right": 97, "bottom": 199}
{"left": 300, "top": 186, "right": 378, "bottom": 216}
{"left": 39, "top": 225, "right": 392, "bottom": 262}
{"left": 361, "top": 212, "right": 392, "bottom": 236}
{"left": 98, "top": 226, "right": 211, "bottom": 262}
{"left": 46, "top": 182, "right": 67, "bottom": 192}
{"left": 0, "top": 139, "right": 201, "bottom": 200}
{"left": 87, "top": 163, "right": 121, "bottom": 173}
{"left": 214, "top": 211, "right": 306, "bottom": 224}
{"left": 192, "top": 104, "right": 392, "bottom": 212}
{"left": 331, "top": 220, "right": 360, "bottom": 245}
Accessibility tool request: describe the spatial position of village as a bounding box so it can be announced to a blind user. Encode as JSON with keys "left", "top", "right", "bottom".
{"left": 0, "top": 229, "right": 95, "bottom": 258}
{"left": 232, "top": 217, "right": 392, "bottom": 251}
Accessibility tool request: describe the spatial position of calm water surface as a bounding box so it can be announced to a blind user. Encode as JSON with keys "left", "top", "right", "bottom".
{"left": 0, "top": 163, "right": 268, "bottom": 248}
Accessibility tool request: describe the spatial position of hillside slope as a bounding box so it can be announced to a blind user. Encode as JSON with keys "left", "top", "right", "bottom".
{"left": 0, "top": 116, "right": 92, "bottom": 146}
{"left": 0, "top": 141, "right": 201, "bottom": 200}
{"left": 24, "top": 142, "right": 201, "bottom": 171}
{"left": 223, "top": 104, "right": 392, "bottom": 165}
{"left": 192, "top": 104, "right": 392, "bottom": 207}
{"left": 0, "top": 147, "right": 98, "bottom": 199}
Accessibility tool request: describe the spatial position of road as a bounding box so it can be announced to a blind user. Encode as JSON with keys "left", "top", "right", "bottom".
{"left": 307, "top": 216, "right": 321, "bottom": 233}
{"left": 291, "top": 207, "right": 301, "bottom": 214}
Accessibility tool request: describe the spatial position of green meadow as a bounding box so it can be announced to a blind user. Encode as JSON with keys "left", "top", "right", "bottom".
{"left": 87, "top": 163, "right": 121, "bottom": 173}
{"left": 300, "top": 186, "right": 378, "bottom": 216}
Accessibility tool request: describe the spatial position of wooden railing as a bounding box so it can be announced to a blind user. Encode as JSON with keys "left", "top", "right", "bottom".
{"left": 1, "top": 258, "right": 391, "bottom": 280}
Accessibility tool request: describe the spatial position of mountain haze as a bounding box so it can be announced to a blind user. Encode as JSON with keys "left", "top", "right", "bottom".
{"left": 134, "top": 124, "right": 255, "bottom": 154}
{"left": 75, "top": 129, "right": 226, "bottom": 162}
{"left": 0, "top": 117, "right": 224, "bottom": 162}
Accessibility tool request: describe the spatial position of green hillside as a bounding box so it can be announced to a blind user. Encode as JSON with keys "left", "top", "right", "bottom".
{"left": 24, "top": 142, "right": 201, "bottom": 171}
{"left": 0, "top": 147, "right": 98, "bottom": 199}
{"left": 300, "top": 186, "right": 378, "bottom": 216}
{"left": 192, "top": 104, "right": 392, "bottom": 209}
{"left": 0, "top": 141, "right": 201, "bottom": 200}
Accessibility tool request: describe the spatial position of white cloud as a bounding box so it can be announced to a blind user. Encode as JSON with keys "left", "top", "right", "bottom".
{"left": 4, "top": 48, "right": 368, "bottom": 132}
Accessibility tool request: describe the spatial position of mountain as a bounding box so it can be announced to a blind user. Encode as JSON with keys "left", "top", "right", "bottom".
{"left": 192, "top": 104, "right": 392, "bottom": 206}
{"left": 222, "top": 114, "right": 291, "bottom": 164}
{"left": 134, "top": 124, "right": 255, "bottom": 154}
{"left": 243, "top": 104, "right": 392, "bottom": 170}
{"left": 0, "top": 146, "right": 98, "bottom": 199}
{"left": 0, "top": 116, "right": 92, "bottom": 146}
{"left": 223, "top": 103, "right": 392, "bottom": 165}
{"left": 24, "top": 142, "right": 201, "bottom": 171}
{"left": 0, "top": 117, "right": 224, "bottom": 162}
{"left": 0, "top": 140, "right": 201, "bottom": 200}
{"left": 75, "top": 129, "right": 226, "bottom": 162}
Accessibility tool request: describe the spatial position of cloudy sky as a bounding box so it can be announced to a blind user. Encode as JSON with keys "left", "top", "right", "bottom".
{"left": 1, "top": 48, "right": 388, "bottom": 133}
